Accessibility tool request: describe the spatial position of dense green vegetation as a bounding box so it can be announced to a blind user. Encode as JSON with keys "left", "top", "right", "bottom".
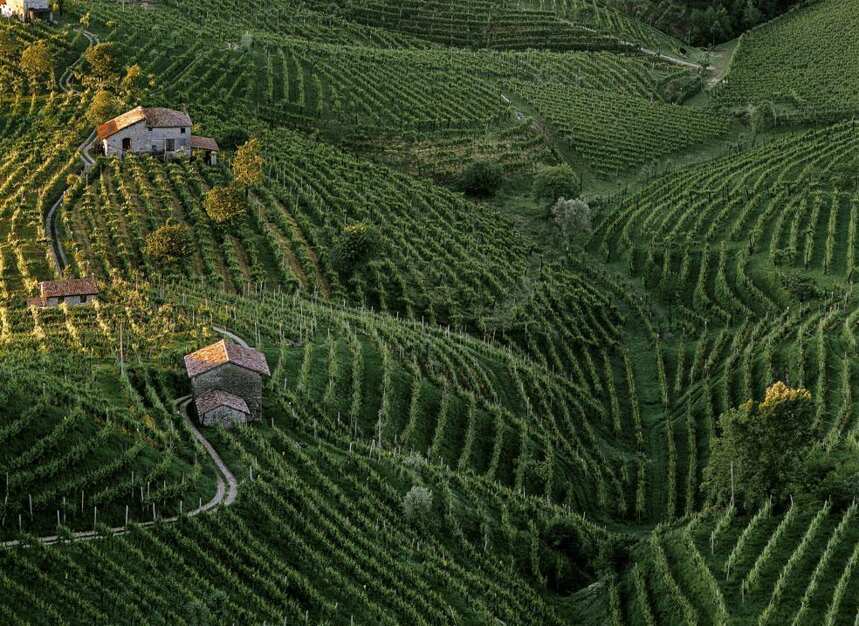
{"left": 0, "top": 0, "right": 858, "bottom": 623}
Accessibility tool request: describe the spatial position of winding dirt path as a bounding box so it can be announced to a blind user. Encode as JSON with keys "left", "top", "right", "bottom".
{"left": 47, "top": 29, "right": 99, "bottom": 274}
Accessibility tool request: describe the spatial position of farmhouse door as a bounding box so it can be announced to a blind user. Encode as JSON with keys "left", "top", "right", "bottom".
{"left": 122, "top": 137, "right": 131, "bottom": 154}
{"left": 166, "top": 138, "right": 175, "bottom": 153}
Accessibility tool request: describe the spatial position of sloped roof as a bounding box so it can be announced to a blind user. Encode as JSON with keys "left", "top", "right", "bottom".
{"left": 97, "top": 106, "right": 192, "bottom": 140}
{"left": 195, "top": 389, "right": 250, "bottom": 416}
{"left": 143, "top": 107, "right": 192, "bottom": 128}
{"left": 191, "top": 135, "right": 219, "bottom": 152}
{"left": 40, "top": 277, "right": 99, "bottom": 298}
{"left": 184, "top": 339, "right": 270, "bottom": 378}
{"left": 97, "top": 107, "right": 146, "bottom": 140}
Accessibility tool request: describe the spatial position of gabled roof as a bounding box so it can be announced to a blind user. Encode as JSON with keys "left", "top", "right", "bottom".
{"left": 191, "top": 136, "right": 219, "bottom": 152}
{"left": 40, "top": 277, "right": 99, "bottom": 298}
{"left": 184, "top": 339, "right": 270, "bottom": 378}
{"left": 97, "top": 106, "right": 192, "bottom": 140}
{"left": 195, "top": 389, "right": 250, "bottom": 416}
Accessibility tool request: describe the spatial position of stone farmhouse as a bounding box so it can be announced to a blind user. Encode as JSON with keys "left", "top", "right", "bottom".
{"left": 184, "top": 339, "right": 270, "bottom": 427}
{"left": 97, "top": 106, "right": 219, "bottom": 164}
{"left": 0, "top": 0, "right": 50, "bottom": 22}
{"left": 27, "top": 277, "right": 99, "bottom": 308}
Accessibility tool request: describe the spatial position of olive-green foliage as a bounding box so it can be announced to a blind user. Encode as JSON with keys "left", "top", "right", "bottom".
{"left": 331, "top": 222, "right": 379, "bottom": 273}
{"left": 84, "top": 42, "right": 117, "bottom": 82}
{"left": 19, "top": 40, "right": 52, "bottom": 85}
{"left": 203, "top": 185, "right": 246, "bottom": 224}
{"left": 86, "top": 89, "right": 116, "bottom": 127}
{"left": 144, "top": 223, "right": 192, "bottom": 265}
{"left": 459, "top": 160, "right": 503, "bottom": 197}
{"left": 532, "top": 164, "right": 581, "bottom": 206}
{"left": 704, "top": 382, "right": 816, "bottom": 510}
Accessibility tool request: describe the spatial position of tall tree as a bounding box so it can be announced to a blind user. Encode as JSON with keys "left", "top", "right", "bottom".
{"left": 704, "top": 382, "right": 816, "bottom": 509}
{"left": 86, "top": 89, "right": 116, "bottom": 127}
{"left": 19, "top": 40, "right": 53, "bottom": 88}
{"left": 84, "top": 43, "right": 117, "bottom": 83}
{"left": 232, "top": 138, "right": 264, "bottom": 190}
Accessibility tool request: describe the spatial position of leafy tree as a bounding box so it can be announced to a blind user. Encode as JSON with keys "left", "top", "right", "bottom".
{"left": 743, "top": 0, "right": 763, "bottom": 27}
{"left": 551, "top": 198, "right": 592, "bottom": 245}
{"left": 704, "top": 382, "right": 817, "bottom": 510}
{"left": 791, "top": 440, "right": 859, "bottom": 509}
{"left": 402, "top": 486, "right": 433, "bottom": 526}
{"left": 19, "top": 40, "right": 53, "bottom": 87}
{"left": 203, "top": 185, "right": 246, "bottom": 224}
{"left": 84, "top": 43, "right": 117, "bottom": 83}
{"left": 144, "top": 223, "right": 192, "bottom": 265}
{"left": 86, "top": 89, "right": 116, "bottom": 127}
{"left": 331, "top": 222, "right": 379, "bottom": 273}
{"left": 232, "top": 138, "right": 264, "bottom": 189}
{"left": 219, "top": 127, "right": 250, "bottom": 150}
{"left": 459, "top": 160, "right": 503, "bottom": 197}
{"left": 532, "top": 164, "right": 582, "bottom": 206}
{"left": 119, "top": 64, "right": 143, "bottom": 96}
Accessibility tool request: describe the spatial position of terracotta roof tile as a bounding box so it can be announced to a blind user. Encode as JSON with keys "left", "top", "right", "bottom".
{"left": 195, "top": 389, "right": 250, "bottom": 416}
{"left": 184, "top": 339, "right": 270, "bottom": 378}
{"left": 97, "top": 106, "right": 146, "bottom": 140}
{"left": 191, "top": 136, "right": 219, "bottom": 152}
{"left": 39, "top": 277, "right": 99, "bottom": 298}
{"left": 97, "top": 107, "right": 192, "bottom": 140}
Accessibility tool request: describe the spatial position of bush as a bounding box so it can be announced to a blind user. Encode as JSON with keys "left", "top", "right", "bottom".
{"left": 403, "top": 486, "right": 433, "bottom": 524}
{"left": 218, "top": 127, "right": 250, "bottom": 150}
{"left": 331, "top": 222, "right": 378, "bottom": 273}
{"left": 533, "top": 164, "right": 581, "bottom": 205}
{"left": 551, "top": 198, "right": 593, "bottom": 241}
{"left": 144, "top": 223, "right": 192, "bottom": 265}
{"left": 459, "top": 160, "right": 503, "bottom": 197}
{"left": 203, "top": 185, "right": 246, "bottom": 224}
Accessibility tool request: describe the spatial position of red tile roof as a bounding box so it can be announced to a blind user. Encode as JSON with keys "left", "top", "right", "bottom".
{"left": 97, "top": 107, "right": 192, "bottom": 140}
{"left": 195, "top": 389, "right": 250, "bottom": 416}
{"left": 96, "top": 107, "right": 146, "bottom": 140}
{"left": 191, "top": 136, "right": 219, "bottom": 152}
{"left": 184, "top": 339, "right": 270, "bottom": 378}
{"left": 39, "top": 277, "right": 99, "bottom": 298}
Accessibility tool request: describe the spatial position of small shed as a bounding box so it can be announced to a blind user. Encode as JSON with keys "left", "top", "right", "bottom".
{"left": 194, "top": 389, "right": 251, "bottom": 428}
{"left": 184, "top": 339, "right": 270, "bottom": 421}
{"left": 28, "top": 277, "right": 99, "bottom": 308}
{"left": 191, "top": 135, "right": 219, "bottom": 165}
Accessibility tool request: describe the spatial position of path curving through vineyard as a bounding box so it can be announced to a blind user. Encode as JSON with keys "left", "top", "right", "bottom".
{"left": 47, "top": 28, "right": 100, "bottom": 274}
{"left": 0, "top": 327, "right": 244, "bottom": 550}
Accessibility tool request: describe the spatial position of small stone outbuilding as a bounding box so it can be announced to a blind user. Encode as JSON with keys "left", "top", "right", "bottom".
{"left": 28, "top": 277, "right": 99, "bottom": 308}
{"left": 194, "top": 389, "right": 251, "bottom": 428}
{"left": 184, "top": 339, "right": 270, "bottom": 423}
{"left": 190, "top": 135, "right": 220, "bottom": 165}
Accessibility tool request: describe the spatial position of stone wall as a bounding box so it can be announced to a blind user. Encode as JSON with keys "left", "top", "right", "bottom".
{"left": 192, "top": 363, "right": 263, "bottom": 420}
{"left": 44, "top": 295, "right": 96, "bottom": 307}
{"left": 104, "top": 121, "right": 192, "bottom": 158}
{"left": 200, "top": 405, "right": 249, "bottom": 429}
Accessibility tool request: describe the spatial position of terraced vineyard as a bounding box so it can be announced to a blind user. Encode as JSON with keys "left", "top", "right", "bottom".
{"left": 1, "top": 0, "right": 858, "bottom": 623}
{"left": 713, "top": 0, "right": 859, "bottom": 113}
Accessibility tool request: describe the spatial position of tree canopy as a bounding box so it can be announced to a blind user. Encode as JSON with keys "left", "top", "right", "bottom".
{"left": 19, "top": 41, "right": 53, "bottom": 87}
{"left": 144, "top": 223, "right": 192, "bottom": 265}
{"left": 203, "top": 185, "right": 246, "bottom": 224}
{"left": 704, "top": 382, "right": 817, "bottom": 510}
{"left": 232, "top": 138, "right": 264, "bottom": 189}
